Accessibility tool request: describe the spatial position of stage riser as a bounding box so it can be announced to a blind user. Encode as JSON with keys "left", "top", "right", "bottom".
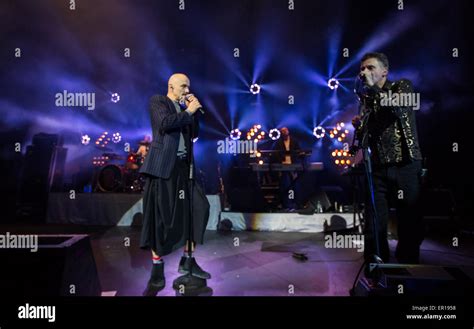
{"left": 47, "top": 193, "right": 359, "bottom": 232}
{"left": 219, "top": 212, "right": 358, "bottom": 233}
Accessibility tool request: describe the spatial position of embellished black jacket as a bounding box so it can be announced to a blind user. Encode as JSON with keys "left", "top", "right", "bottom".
{"left": 356, "top": 79, "right": 422, "bottom": 166}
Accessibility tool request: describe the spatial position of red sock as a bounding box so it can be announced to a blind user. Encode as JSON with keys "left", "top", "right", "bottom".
{"left": 152, "top": 256, "right": 162, "bottom": 264}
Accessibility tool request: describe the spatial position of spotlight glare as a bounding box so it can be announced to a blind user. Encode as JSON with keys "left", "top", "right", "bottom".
{"left": 313, "top": 126, "right": 326, "bottom": 139}
{"left": 112, "top": 132, "right": 122, "bottom": 143}
{"left": 230, "top": 128, "right": 242, "bottom": 141}
{"left": 269, "top": 128, "right": 281, "bottom": 140}
{"left": 111, "top": 93, "right": 120, "bottom": 103}
{"left": 327, "top": 78, "right": 340, "bottom": 90}
{"left": 250, "top": 83, "right": 261, "bottom": 95}
{"left": 81, "top": 134, "right": 90, "bottom": 145}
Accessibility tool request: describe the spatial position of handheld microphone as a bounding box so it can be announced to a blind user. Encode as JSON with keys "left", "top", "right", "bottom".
{"left": 182, "top": 94, "right": 205, "bottom": 115}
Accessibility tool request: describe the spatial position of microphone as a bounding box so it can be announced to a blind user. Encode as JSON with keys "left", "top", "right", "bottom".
{"left": 354, "top": 76, "right": 365, "bottom": 99}
{"left": 181, "top": 94, "right": 205, "bottom": 115}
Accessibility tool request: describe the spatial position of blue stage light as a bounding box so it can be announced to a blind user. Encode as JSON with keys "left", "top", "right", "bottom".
{"left": 230, "top": 129, "right": 242, "bottom": 140}
{"left": 250, "top": 84, "right": 261, "bottom": 95}
{"left": 313, "top": 126, "right": 325, "bottom": 139}
{"left": 327, "top": 78, "right": 339, "bottom": 90}
{"left": 269, "top": 128, "right": 281, "bottom": 140}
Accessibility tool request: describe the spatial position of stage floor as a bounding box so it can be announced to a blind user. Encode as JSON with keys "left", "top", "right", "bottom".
{"left": 2, "top": 224, "right": 473, "bottom": 296}
{"left": 89, "top": 227, "right": 474, "bottom": 296}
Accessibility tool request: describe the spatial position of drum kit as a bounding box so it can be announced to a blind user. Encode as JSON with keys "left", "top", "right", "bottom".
{"left": 95, "top": 143, "right": 149, "bottom": 193}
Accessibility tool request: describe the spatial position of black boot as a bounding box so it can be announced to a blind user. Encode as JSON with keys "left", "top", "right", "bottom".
{"left": 142, "top": 262, "right": 166, "bottom": 296}
{"left": 178, "top": 256, "right": 211, "bottom": 280}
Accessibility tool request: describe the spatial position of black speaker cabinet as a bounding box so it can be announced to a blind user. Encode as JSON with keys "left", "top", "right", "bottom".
{"left": 0, "top": 234, "right": 101, "bottom": 296}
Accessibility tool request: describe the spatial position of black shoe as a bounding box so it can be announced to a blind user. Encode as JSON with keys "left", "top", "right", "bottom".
{"left": 142, "top": 279, "right": 166, "bottom": 296}
{"left": 178, "top": 256, "right": 187, "bottom": 274}
{"left": 142, "top": 262, "right": 166, "bottom": 296}
{"left": 178, "top": 256, "right": 211, "bottom": 280}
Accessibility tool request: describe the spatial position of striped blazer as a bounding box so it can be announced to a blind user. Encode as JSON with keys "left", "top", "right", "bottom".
{"left": 139, "top": 95, "right": 199, "bottom": 179}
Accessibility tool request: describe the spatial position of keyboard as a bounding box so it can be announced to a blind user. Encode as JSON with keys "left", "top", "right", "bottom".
{"left": 250, "top": 162, "right": 324, "bottom": 172}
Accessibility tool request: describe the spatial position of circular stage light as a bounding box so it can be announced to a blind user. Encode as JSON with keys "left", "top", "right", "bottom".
{"left": 111, "top": 93, "right": 120, "bottom": 103}
{"left": 313, "top": 126, "right": 325, "bottom": 139}
{"left": 230, "top": 129, "right": 242, "bottom": 140}
{"left": 250, "top": 84, "right": 261, "bottom": 95}
{"left": 112, "top": 132, "right": 121, "bottom": 143}
{"left": 269, "top": 128, "right": 281, "bottom": 140}
{"left": 327, "top": 78, "right": 340, "bottom": 90}
{"left": 81, "top": 134, "right": 90, "bottom": 145}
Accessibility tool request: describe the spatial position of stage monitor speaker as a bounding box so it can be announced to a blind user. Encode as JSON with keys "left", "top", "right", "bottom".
{"left": 352, "top": 263, "right": 474, "bottom": 296}
{"left": 300, "top": 189, "right": 331, "bottom": 214}
{"left": 0, "top": 234, "right": 101, "bottom": 296}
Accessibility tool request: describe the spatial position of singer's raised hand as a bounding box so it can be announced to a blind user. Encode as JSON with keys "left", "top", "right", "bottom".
{"left": 187, "top": 98, "right": 202, "bottom": 114}
{"left": 360, "top": 72, "right": 375, "bottom": 87}
{"left": 185, "top": 94, "right": 196, "bottom": 103}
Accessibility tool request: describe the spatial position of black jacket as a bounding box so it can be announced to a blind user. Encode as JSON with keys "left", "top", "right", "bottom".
{"left": 140, "top": 95, "right": 199, "bottom": 179}
{"left": 356, "top": 79, "right": 422, "bottom": 166}
{"left": 271, "top": 137, "right": 301, "bottom": 164}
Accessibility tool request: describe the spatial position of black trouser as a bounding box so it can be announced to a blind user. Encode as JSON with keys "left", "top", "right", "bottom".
{"left": 279, "top": 171, "right": 299, "bottom": 209}
{"left": 363, "top": 160, "right": 424, "bottom": 264}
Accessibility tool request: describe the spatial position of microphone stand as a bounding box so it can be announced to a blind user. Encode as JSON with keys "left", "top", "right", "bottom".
{"left": 352, "top": 79, "right": 384, "bottom": 278}
{"left": 172, "top": 112, "right": 208, "bottom": 294}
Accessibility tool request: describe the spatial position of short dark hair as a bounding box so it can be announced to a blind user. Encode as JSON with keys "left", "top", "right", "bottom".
{"left": 361, "top": 52, "right": 389, "bottom": 69}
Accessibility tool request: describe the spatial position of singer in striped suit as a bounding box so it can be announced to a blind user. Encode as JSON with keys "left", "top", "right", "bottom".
{"left": 140, "top": 73, "right": 210, "bottom": 296}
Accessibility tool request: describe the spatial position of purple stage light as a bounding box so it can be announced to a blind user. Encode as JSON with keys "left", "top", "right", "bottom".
{"left": 111, "top": 93, "right": 120, "bottom": 103}
{"left": 112, "top": 132, "right": 121, "bottom": 143}
{"left": 81, "top": 134, "right": 90, "bottom": 145}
